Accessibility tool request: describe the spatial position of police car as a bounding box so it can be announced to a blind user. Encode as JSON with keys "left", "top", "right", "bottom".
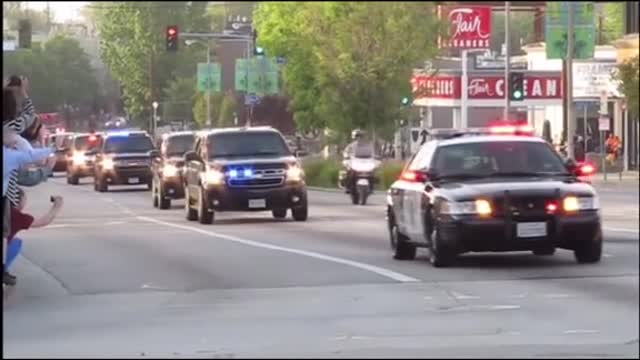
{"left": 387, "top": 123, "right": 601, "bottom": 267}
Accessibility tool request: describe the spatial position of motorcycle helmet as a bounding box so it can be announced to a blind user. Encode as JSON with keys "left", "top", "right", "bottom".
{"left": 351, "top": 129, "right": 364, "bottom": 140}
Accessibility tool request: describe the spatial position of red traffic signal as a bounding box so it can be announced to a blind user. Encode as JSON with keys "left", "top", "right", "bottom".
{"left": 166, "top": 25, "right": 179, "bottom": 51}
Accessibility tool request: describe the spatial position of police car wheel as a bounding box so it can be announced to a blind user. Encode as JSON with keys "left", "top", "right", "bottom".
{"left": 574, "top": 229, "right": 602, "bottom": 264}
{"left": 428, "top": 226, "right": 455, "bottom": 268}
{"left": 390, "top": 223, "right": 416, "bottom": 260}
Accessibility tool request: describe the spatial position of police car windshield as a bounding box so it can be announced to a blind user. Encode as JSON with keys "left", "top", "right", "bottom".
{"left": 74, "top": 136, "right": 102, "bottom": 151}
{"left": 208, "top": 132, "right": 291, "bottom": 158}
{"left": 104, "top": 136, "right": 154, "bottom": 153}
{"left": 166, "top": 135, "right": 195, "bottom": 156}
{"left": 432, "top": 141, "right": 569, "bottom": 179}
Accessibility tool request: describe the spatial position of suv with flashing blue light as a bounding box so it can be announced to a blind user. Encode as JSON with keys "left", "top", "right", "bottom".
{"left": 91, "top": 130, "right": 156, "bottom": 192}
{"left": 183, "top": 127, "right": 308, "bottom": 224}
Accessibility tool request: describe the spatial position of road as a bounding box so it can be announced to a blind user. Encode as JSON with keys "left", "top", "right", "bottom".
{"left": 3, "top": 176, "right": 639, "bottom": 358}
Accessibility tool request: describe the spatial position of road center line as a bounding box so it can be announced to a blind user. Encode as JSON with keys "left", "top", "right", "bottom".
{"left": 136, "top": 216, "right": 420, "bottom": 283}
{"left": 603, "top": 227, "right": 639, "bottom": 234}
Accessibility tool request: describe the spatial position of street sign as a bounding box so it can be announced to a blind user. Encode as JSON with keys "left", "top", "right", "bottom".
{"left": 3, "top": 40, "right": 17, "bottom": 51}
{"left": 245, "top": 94, "right": 261, "bottom": 106}
{"left": 197, "top": 63, "right": 221, "bottom": 92}
{"left": 545, "top": 2, "right": 595, "bottom": 59}
{"left": 598, "top": 115, "right": 610, "bottom": 131}
{"left": 235, "top": 57, "right": 280, "bottom": 95}
{"left": 409, "top": 128, "right": 429, "bottom": 154}
{"left": 276, "top": 57, "right": 287, "bottom": 65}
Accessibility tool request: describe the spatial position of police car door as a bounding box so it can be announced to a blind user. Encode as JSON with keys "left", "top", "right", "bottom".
{"left": 403, "top": 141, "right": 437, "bottom": 239}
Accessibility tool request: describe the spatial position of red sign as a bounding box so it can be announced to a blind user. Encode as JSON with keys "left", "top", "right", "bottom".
{"left": 411, "top": 75, "right": 563, "bottom": 100}
{"left": 441, "top": 6, "right": 492, "bottom": 49}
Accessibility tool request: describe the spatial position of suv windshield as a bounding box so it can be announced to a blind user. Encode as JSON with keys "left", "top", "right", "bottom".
{"left": 103, "top": 136, "right": 154, "bottom": 154}
{"left": 432, "top": 141, "right": 569, "bottom": 178}
{"left": 207, "top": 132, "right": 291, "bottom": 158}
{"left": 166, "top": 134, "right": 195, "bottom": 156}
{"left": 74, "top": 135, "right": 103, "bottom": 151}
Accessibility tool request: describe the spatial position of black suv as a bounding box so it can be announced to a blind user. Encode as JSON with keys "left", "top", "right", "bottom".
{"left": 66, "top": 133, "right": 103, "bottom": 185}
{"left": 151, "top": 131, "right": 196, "bottom": 209}
{"left": 183, "top": 127, "right": 308, "bottom": 224}
{"left": 91, "top": 131, "right": 156, "bottom": 192}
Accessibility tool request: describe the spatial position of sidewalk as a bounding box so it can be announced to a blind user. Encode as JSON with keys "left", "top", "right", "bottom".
{"left": 590, "top": 171, "right": 639, "bottom": 187}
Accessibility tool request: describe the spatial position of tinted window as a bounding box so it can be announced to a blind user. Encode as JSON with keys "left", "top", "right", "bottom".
{"left": 74, "top": 135, "right": 103, "bottom": 151}
{"left": 432, "top": 141, "right": 568, "bottom": 177}
{"left": 104, "top": 135, "right": 154, "bottom": 153}
{"left": 207, "top": 132, "right": 290, "bottom": 158}
{"left": 165, "top": 134, "right": 195, "bottom": 156}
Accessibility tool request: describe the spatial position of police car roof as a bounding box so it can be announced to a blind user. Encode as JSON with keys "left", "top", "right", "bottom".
{"left": 437, "top": 135, "right": 545, "bottom": 147}
{"left": 200, "top": 126, "right": 278, "bottom": 136}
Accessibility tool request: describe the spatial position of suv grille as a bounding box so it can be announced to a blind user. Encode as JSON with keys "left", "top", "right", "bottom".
{"left": 227, "top": 168, "right": 286, "bottom": 188}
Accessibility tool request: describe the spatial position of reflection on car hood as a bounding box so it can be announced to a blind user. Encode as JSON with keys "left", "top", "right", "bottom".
{"left": 210, "top": 155, "right": 296, "bottom": 166}
{"left": 111, "top": 152, "right": 152, "bottom": 160}
{"left": 438, "top": 177, "right": 596, "bottom": 201}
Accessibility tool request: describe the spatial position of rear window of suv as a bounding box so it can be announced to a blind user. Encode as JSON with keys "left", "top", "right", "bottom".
{"left": 165, "top": 134, "right": 195, "bottom": 156}
{"left": 103, "top": 135, "right": 154, "bottom": 154}
{"left": 207, "top": 131, "right": 291, "bottom": 158}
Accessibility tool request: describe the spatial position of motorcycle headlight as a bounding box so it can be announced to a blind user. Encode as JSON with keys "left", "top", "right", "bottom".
{"left": 440, "top": 199, "right": 492, "bottom": 216}
{"left": 72, "top": 153, "right": 86, "bottom": 163}
{"left": 102, "top": 158, "right": 114, "bottom": 170}
{"left": 563, "top": 196, "right": 599, "bottom": 212}
{"left": 202, "top": 168, "right": 224, "bottom": 185}
{"left": 163, "top": 164, "right": 179, "bottom": 177}
{"left": 286, "top": 165, "right": 304, "bottom": 182}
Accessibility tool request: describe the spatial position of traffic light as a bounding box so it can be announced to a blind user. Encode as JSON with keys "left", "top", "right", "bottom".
{"left": 18, "top": 19, "right": 32, "bottom": 49}
{"left": 166, "top": 25, "right": 179, "bottom": 52}
{"left": 401, "top": 97, "right": 411, "bottom": 106}
{"left": 509, "top": 72, "right": 524, "bottom": 101}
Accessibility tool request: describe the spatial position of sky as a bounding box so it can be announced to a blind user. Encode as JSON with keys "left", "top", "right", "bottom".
{"left": 25, "top": 1, "right": 89, "bottom": 23}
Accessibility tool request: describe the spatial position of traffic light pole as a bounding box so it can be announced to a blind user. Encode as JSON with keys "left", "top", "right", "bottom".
{"left": 503, "top": 1, "right": 511, "bottom": 121}
{"left": 206, "top": 41, "right": 211, "bottom": 127}
{"left": 566, "top": 2, "right": 576, "bottom": 160}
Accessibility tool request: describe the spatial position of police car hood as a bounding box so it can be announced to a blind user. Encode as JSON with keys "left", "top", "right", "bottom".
{"left": 210, "top": 155, "right": 296, "bottom": 167}
{"left": 438, "top": 177, "right": 596, "bottom": 201}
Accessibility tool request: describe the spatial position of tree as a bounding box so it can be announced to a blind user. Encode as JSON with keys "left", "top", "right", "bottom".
{"left": 91, "top": 1, "right": 210, "bottom": 125}
{"left": 162, "top": 76, "right": 196, "bottom": 124}
{"left": 254, "top": 2, "right": 445, "bottom": 142}
{"left": 617, "top": 55, "right": 639, "bottom": 117}
{"left": 193, "top": 91, "right": 224, "bottom": 128}
{"left": 3, "top": 3, "right": 50, "bottom": 33}
{"left": 218, "top": 92, "right": 238, "bottom": 127}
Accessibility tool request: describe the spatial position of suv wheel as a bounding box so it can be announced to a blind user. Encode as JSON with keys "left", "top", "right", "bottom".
{"left": 152, "top": 178, "right": 159, "bottom": 208}
{"left": 96, "top": 176, "right": 108, "bottom": 192}
{"left": 184, "top": 187, "right": 198, "bottom": 221}
{"left": 428, "top": 225, "right": 455, "bottom": 268}
{"left": 389, "top": 213, "right": 416, "bottom": 260}
{"left": 198, "top": 189, "right": 214, "bottom": 224}
{"left": 272, "top": 208, "right": 287, "bottom": 219}
{"left": 574, "top": 228, "right": 602, "bottom": 264}
{"left": 291, "top": 194, "right": 308, "bottom": 222}
{"left": 68, "top": 174, "right": 79, "bottom": 185}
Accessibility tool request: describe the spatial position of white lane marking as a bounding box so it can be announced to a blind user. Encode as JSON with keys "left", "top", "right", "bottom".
{"left": 603, "top": 253, "right": 613, "bottom": 258}
{"left": 543, "top": 293, "right": 573, "bottom": 299}
{"left": 563, "top": 329, "right": 599, "bottom": 335}
{"left": 604, "top": 227, "right": 639, "bottom": 234}
{"left": 423, "top": 296, "right": 433, "bottom": 301}
{"left": 136, "top": 216, "right": 420, "bottom": 283}
{"left": 47, "top": 221, "right": 126, "bottom": 229}
{"left": 141, "top": 283, "right": 168, "bottom": 290}
{"left": 451, "top": 291, "right": 480, "bottom": 300}
{"left": 480, "top": 305, "right": 521, "bottom": 311}
{"left": 507, "top": 293, "right": 527, "bottom": 299}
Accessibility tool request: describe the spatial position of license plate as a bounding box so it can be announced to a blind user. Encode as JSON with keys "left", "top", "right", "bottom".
{"left": 128, "top": 177, "right": 139, "bottom": 184}
{"left": 248, "top": 199, "right": 266, "bottom": 209}
{"left": 517, "top": 222, "right": 547, "bottom": 238}
{"left": 356, "top": 178, "right": 370, "bottom": 186}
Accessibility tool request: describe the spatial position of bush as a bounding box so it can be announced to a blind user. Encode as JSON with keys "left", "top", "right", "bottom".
{"left": 302, "top": 158, "right": 405, "bottom": 190}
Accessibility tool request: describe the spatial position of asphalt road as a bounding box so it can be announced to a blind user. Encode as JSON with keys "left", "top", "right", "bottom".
{"left": 3, "top": 176, "right": 639, "bottom": 358}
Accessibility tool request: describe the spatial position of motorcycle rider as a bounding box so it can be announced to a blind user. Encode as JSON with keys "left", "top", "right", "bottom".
{"left": 340, "top": 129, "right": 376, "bottom": 190}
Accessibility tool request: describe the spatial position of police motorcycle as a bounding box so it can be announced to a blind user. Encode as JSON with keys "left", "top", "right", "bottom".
{"left": 338, "top": 130, "right": 381, "bottom": 205}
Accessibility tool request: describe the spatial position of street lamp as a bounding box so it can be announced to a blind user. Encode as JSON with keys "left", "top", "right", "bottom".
{"left": 152, "top": 101, "right": 159, "bottom": 135}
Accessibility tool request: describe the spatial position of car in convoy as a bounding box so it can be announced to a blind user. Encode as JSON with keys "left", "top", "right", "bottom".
{"left": 387, "top": 124, "right": 601, "bottom": 267}
{"left": 48, "top": 132, "right": 74, "bottom": 173}
{"left": 151, "top": 131, "right": 196, "bottom": 209}
{"left": 183, "top": 126, "right": 308, "bottom": 224}
{"left": 90, "top": 130, "right": 156, "bottom": 192}
{"left": 65, "top": 133, "right": 104, "bottom": 185}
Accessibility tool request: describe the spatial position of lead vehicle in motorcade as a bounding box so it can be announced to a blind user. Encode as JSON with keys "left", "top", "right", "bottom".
{"left": 91, "top": 130, "right": 156, "bottom": 192}
{"left": 183, "top": 127, "right": 308, "bottom": 224}
{"left": 65, "top": 133, "right": 103, "bottom": 185}
{"left": 387, "top": 124, "right": 602, "bottom": 267}
{"left": 150, "top": 131, "right": 196, "bottom": 209}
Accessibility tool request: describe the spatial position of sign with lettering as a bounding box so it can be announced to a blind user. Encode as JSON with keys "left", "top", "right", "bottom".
{"left": 441, "top": 6, "right": 492, "bottom": 49}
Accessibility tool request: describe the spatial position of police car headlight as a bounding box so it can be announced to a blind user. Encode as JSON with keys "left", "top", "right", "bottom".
{"left": 202, "top": 168, "right": 224, "bottom": 185}
{"left": 441, "top": 199, "right": 492, "bottom": 216}
{"left": 563, "top": 196, "right": 599, "bottom": 212}
{"left": 163, "top": 164, "right": 179, "bottom": 177}
{"left": 286, "top": 165, "right": 304, "bottom": 182}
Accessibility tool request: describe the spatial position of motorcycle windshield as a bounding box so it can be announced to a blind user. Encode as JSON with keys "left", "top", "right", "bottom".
{"left": 350, "top": 158, "right": 378, "bottom": 172}
{"left": 353, "top": 144, "right": 375, "bottom": 158}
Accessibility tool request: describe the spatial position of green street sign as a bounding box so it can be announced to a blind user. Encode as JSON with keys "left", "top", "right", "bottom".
{"left": 197, "top": 63, "right": 221, "bottom": 92}
{"left": 235, "top": 59, "right": 248, "bottom": 92}
{"left": 235, "top": 57, "right": 280, "bottom": 95}
{"left": 545, "top": 2, "right": 595, "bottom": 60}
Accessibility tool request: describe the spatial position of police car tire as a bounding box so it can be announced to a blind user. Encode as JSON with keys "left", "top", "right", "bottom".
{"left": 158, "top": 182, "right": 171, "bottom": 210}
{"left": 574, "top": 229, "right": 602, "bottom": 264}
{"left": 292, "top": 198, "right": 308, "bottom": 222}
{"left": 429, "top": 227, "right": 455, "bottom": 268}
{"left": 390, "top": 223, "right": 416, "bottom": 260}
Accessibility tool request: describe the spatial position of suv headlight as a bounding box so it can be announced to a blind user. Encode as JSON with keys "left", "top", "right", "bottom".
{"left": 163, "top": 164, "right": 179, "bottom": 177}
{"left": 563, "top": 196, "right": 599, "bottom": 212}
{"left": 72, "top": 153, "right": 86, "bottom": 163}
{"left": 440, "top": 199, "right": 492, "bottom": 216}
{"left": 202, "top": 168, "right": 224, "bottom": 185}
{"left": 102, "top": 158, "right": 114, "bottom": 170}
{"left": 286, "top": 164, "right": 304, "bottom": 182}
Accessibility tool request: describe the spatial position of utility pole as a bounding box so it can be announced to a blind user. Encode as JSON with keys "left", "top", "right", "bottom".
{"left": 503, "top": 1, "right": 511, "bottom": 121}
{"left": 206, "top": 40, "right": 212, "bottom": 127}
{"left": 46, "top": 1, "right": 51, "bottom": 33}
{"left": 566, "top": 2, "right": 575, "bottom": 159}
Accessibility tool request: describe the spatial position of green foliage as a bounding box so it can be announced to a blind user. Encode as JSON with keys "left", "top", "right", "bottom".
{"left": 193, "top": 91, "right": 224, "bottom": 128}
{"left": 617, "top": 55, "right": 640, "bottom": 117}
{"left": 163, "top": 76, "right": 196, "bottom": 123}
{"left": 91, "top": 1, "right": 209, "bottom": 125}
{"left": 3, "top": 3, "right": 50, "bottom": 33}
{"left": 601, "top": 3, "right": 625, "bottom": 45}
{"left": 2, "top": 34, "right": 98, "bottom": 112}
{"left": 254, "top": 2, "right": 444, "bottom": 144}
{"left": 218, "top": 92, "right": 238, "bottom": 127}
{"left": 302, "top": 158, "right": 404, "bottom": 190}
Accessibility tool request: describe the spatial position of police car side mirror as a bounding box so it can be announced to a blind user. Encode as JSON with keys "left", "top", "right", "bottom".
{"left": 184, "top": 151, "right": 202, "bottom": 163}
